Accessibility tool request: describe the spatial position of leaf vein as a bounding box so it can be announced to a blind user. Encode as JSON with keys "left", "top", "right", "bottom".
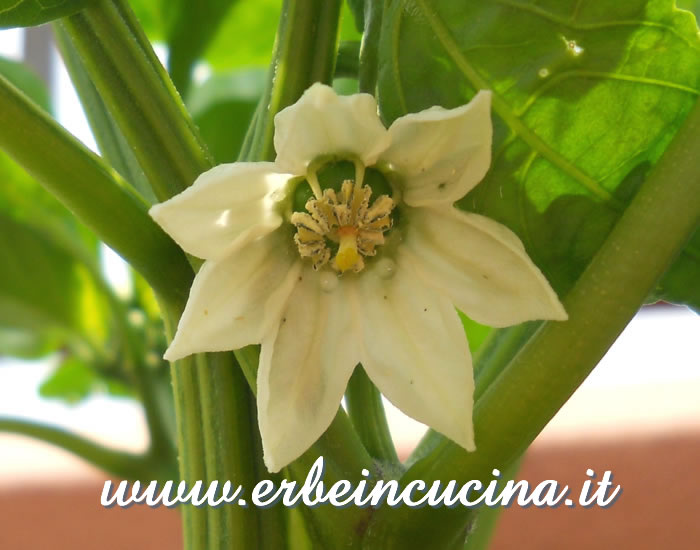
{"left": 410, "top": 0, "right": 620, "bottom": 206}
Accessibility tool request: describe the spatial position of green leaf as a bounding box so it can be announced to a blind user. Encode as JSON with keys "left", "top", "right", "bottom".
{"left": 203, "top": 0, "right": 282, "bottom": 70}
{"left": 0, "top": 56, "right": 51, "bottom": 112}
{"left": 676, "top": 0, "right": 700, "bottom": 18}
{"left": 187, "top": 68, "right": 265, "bottom": 163}
{"left": 39, "top": 356, "right": 131, "bottom": 404}
{"left": 0, "top": 0, "right": 92, "bottom": 28}
{"left": 377, "top": 0, "right": 699, "bottom": 301}
{"left": 0, "top": 326, "right": 61, "bottom": 359}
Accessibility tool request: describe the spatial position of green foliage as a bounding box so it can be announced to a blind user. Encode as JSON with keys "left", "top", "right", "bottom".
{"left": 346, "top": 0, "right": 365, "bottom": 32}
{"left": 377, "top": 0, "right": 699, "bottom": 310}
{"left": 39, "top": 356, "right": 132, "bottom": 403}
{"left": 187, "top": 68, "right": 265, "bottom": 162}
{"left": 130, "top": 0, "right": 360, "bottom": 74}
{"left": 0, "top": 211, "right": 110, "bottom": 354}
{"left": 0, "top": 57, "right": 50, "bottom": 112}
{"left": 165, "top": 0, "right": 239, "bottom": 93}
{"left": 0, "top": 0, "right": 92, "bottom": 28}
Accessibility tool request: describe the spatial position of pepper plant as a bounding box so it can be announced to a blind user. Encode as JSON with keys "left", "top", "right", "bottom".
{"left": 0, "top": 1, "right": 698, "bottom": 549}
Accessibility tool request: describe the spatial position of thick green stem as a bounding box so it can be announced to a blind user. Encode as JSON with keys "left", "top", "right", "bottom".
{"left": 346, "top": 366, "right": 398, "bottom": 463}
{"left": 196, "top": 353, "right": 260, "bottom": 549}
{"left": 362, "top": 99, "right": 700, "bottom": 549}
{"left": 0, "top": 73, "right": 193, "bottom": 312}
{"left": 161, "top": 302, "right": 260, "bottom": 550}
{"left": 53, "top": 24, "right": 155, "bottom": 203}
{"left": 60, "top": 0, "right": 213, "bottom": 202}
{"left": 169, "top": 355, "right": 208, "bottom": 550}
{"left": 0, "top": 418, "right": 172, "bottom": 481}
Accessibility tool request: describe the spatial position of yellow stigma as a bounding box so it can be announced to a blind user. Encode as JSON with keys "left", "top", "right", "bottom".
{"left": 334, "top": 228, "right": 360, "bottom": 273}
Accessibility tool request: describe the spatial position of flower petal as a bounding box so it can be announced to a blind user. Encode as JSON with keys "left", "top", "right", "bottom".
{"left": 164, "top": 230, "right": 301, "bottom": 361}
{"left": 404, "top": 207, "right": 567, "bottom": 327}
{"left": 258, "top": 268, "right": 359, "bottom": 472}
{"left": 273, "top": 83, "right": 390, "bottom": 175}
{"left": 358, "top": 257, "right": 475, "bottom": 452}
{"left": 149, "top": 163, "right": 291, "bottom": 261}
{"left": 381, "top": 90, "right": 492, "bottom": 207}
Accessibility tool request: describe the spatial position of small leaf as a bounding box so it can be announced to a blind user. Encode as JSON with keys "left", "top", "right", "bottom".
{"left": 0, "top": 326, "right": 61, "bottom": 359}
{"left": 39, "top": 356, "right": 131, "bottom": 404}
{"left": 0, "top": 0, "right": 92, "bottom": 29}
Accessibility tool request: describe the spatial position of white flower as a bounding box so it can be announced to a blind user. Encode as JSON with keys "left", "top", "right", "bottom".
{"left": 150, "top": 84, "right": 567, "bottom": 473}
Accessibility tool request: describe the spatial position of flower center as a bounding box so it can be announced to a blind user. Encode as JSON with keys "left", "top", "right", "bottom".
{"left": 291, "top": 163, "right": 394, "bottom": 273}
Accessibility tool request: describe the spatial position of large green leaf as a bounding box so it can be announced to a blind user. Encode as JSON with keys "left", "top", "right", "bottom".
{"left": 377, "top": 0, "right": 699, "bottom": 309}
{"left": 0, "top": 0, "right": 92, "bottom": 28}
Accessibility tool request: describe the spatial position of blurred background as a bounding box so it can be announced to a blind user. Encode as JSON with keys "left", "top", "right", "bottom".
{"left": 1, "top": 10, "right": 700, "bottom": 550}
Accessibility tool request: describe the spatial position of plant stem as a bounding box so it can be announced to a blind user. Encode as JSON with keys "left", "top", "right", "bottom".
{"left": 336, "top": 40, "right": 360, "bottom": 78}
{"left": 361, "top": 98, "right": 700, "bottom": 549}
{"left": 196, "top": 353, "right": 260, "bottom": 549}
{"left": 60, "top": 0, "right": 213, "bottom": 202}
{"left": 0, "top": 417, "right": 171, "bottom": 481}
{"left": 0, "top": 73, "right": 193, "bottom": 312}
{"left": 53, "top": 24, "right": 155, "bottom": 203}
{"left": 169, "top": 355, "right": 208, "bottom": 550}
{"left": 358, "top": 0, "right": 384, "bottom": 93}
{"left": 346, "top": 366, "right": 398, "bottom": 463}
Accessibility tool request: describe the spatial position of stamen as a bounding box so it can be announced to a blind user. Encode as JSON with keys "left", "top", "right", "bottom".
{"left": 292, "top": 178, "right": 394, "bottom": 273}
{"left": 306, "top": 169, "right": 323, "bottom": 200}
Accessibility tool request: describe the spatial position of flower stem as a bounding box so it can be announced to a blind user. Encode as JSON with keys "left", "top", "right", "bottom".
{"left": 0, "top": 73, "right": 193, "bottom": 312}
{"left": 361, "top": 99, "right": 700, "bottom": 549}
{"left": 59, "top": 0, "right": 214, "bottom": 202}
{"left": 345, "top": 366, "right": 398, "bottom": 463}
{"left": 0, "top": 417, "right": 172, "bottom": 481}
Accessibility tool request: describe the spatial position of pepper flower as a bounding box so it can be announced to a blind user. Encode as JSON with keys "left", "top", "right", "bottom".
{"left": 150, "top": 84, "right": 567, "bottom": 472}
